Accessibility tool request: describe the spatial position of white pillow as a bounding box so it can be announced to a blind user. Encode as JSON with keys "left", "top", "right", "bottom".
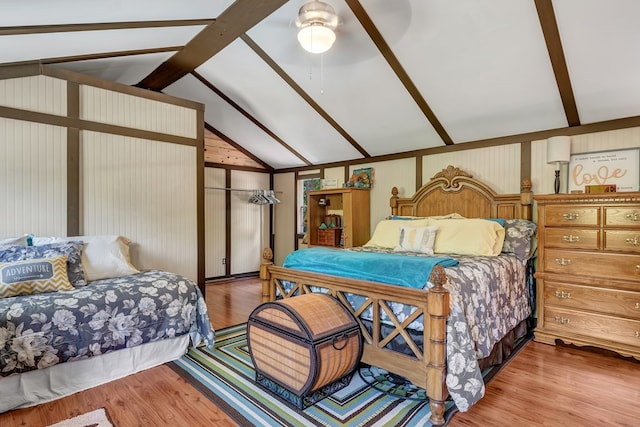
{"left": 365, "top": 219, "right": 430, "bottom": 248}
{"left": 394, "top": 225, "right": 439, "bottom": 254}
{"left": 0, "top": 235, "right": 29, "bottom": 247}
{"left": 33, "top": 235, "right": 139, "bottom": 281}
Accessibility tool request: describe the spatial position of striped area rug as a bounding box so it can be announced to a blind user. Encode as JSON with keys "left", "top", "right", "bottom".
{"left": 168, "top": 324, "right": 457, "bottom": 426}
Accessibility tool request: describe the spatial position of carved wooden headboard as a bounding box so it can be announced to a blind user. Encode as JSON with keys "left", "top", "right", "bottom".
{"left": 390, "top": 165, "right": 533, "bottom": 220}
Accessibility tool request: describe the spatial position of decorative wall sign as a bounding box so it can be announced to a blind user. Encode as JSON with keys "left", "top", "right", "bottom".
{"left": 568, "top": 148, "right": 639, "bottom": 192}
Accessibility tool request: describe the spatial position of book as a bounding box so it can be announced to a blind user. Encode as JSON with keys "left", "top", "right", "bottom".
{"left": 585, "top": 184, "right": 616, "bottom": 193}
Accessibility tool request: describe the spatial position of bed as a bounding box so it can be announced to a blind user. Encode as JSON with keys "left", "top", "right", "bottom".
{"left": 260, "top": 166, "right": 536, "bottom": 425}
{"left": 0, "top": 235, "right": 214, "bottom": 413}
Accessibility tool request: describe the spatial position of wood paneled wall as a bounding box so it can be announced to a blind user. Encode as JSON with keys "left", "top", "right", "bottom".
{"left": 0, "top": 65, "right": 204, "bottom": 286}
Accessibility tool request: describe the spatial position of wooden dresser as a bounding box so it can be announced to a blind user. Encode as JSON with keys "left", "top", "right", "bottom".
{"left": 534, "top": 192, "right": 640, "bottom": 360}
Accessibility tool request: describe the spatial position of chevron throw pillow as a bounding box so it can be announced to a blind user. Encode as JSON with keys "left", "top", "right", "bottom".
{"left": 0, "top": 255, "right": 74, "bottom": 298}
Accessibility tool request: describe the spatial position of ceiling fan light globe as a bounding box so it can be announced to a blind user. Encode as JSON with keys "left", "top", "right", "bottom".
{"left": 298, "top": 25, "right": 336, "bottom": 54}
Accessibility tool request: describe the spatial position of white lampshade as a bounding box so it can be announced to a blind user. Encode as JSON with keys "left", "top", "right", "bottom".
{"left": 297, "top": 25, "right": 336, "bottom": 54}
{"left": 546, "top": 136, "right": 571, "bottom": 164}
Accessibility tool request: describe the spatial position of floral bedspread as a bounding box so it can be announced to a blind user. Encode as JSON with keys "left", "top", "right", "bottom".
{"left": 0, "top": 270, "right": 215, "bottom": 377}
{"left": 280, "top": 247, "right": 531, "bottom": 412}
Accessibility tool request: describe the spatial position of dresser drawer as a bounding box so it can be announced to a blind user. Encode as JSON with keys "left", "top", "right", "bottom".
{"left": 544, "top": 228, "right": 599, "bottom": 250}
{"left": 544, "top": 248, "right": 640, "bottom": 281}
{"left": 604, "top": 206, "right": 640, "bottom": 227}
{"left": 544, "top": 281, "right": 640, "bottom": 320}
{"left": 605, "top": 230, "right": 640, "bottom": 253}
{"left": 544, "top": 306, "right": 640, "bottom": 348}
{"left": 545, "top": 205, "right": 599, "bottom": 227}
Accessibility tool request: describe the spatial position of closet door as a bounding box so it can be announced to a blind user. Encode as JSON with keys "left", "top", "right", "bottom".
{"left": 230, "top": 171, "right": 270, "bottom": 275}
{"left": 205, "top": 168, "right": 226, "bottom": 278}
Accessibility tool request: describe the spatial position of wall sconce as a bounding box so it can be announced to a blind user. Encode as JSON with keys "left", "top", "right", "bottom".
{"left": 546, "top": 136, "right": 571, "bottom": 194}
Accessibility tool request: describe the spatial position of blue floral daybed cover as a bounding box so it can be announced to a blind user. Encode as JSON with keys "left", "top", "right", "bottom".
{"left": 0, "top": 270, "right": 215, "bottom": 377}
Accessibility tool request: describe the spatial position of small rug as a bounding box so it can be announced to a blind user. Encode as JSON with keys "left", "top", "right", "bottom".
{"left": 168, "top": 324, "right": 458, "bottom": 426}
{"left": 47, "top": 408, "right": 114, "bottom": 427}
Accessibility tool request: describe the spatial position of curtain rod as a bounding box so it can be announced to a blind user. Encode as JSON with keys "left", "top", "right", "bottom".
{"left": 204, "top": 187, "right": 283, "bottom": 193}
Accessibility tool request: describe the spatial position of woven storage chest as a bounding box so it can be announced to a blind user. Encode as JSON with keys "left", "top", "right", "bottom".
{"left": 247, "top": 293, "right": 363, "bottom": 409}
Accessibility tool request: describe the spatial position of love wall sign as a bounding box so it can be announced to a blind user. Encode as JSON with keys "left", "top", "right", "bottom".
{"left": 569, "top": 148, "right": 639, "bottom": 192}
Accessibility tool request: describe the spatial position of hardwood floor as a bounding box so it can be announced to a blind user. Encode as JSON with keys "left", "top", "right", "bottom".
{"left": 1, "top": 277, "right": 639, "bottom": 426}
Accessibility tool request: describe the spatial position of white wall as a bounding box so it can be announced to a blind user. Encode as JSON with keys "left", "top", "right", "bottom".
{"left": 81, "top": 132, "right": 197, "bottom": 280}
{"left": 0, "top": 117, "right": 67, "bottom": 237}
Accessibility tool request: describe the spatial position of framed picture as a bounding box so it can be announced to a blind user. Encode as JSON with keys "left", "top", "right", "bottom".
{"left": 343, "top": 167, "right": 374, "bottom": 188}
{"left": 568, "top": 148, "right": 639, "bottom": 192}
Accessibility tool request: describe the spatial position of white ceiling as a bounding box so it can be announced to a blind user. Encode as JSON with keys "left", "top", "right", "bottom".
{"left": 3, "top": 0, "right": 640, "bottom": 170}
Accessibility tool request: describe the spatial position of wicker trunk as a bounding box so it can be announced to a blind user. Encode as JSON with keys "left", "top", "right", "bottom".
{"left": 247, "top": 293, "right": 363, "bottom": 409}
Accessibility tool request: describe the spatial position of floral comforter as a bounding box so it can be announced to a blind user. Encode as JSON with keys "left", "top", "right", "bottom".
{"left": 0, "top": 270, "right": 215, "bottom": 377}
{"left": 280, "top": 247, "right": 532, "bottom": 412}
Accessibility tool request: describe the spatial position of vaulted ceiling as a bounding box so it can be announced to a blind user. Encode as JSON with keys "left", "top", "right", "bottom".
{"left": 3, "top": 0, "right": 640, "bottom": 171}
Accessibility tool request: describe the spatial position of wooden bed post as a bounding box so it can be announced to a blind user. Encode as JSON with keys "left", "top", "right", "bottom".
{"left": 427, "top": 265, "right": 449, "bottom": 426}
{"left": 390, "top": 186, "right": 399, "bottom": 216}
{"left": 260, "top": 248, "right": 274, "bottom": 302}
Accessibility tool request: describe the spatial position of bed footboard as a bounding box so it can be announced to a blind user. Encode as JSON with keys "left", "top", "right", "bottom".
{"left": 260, "top": 248, "right": 450, "bottom": 426}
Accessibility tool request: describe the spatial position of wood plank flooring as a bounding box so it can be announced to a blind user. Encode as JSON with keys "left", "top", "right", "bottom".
{"left": 1, "top": 276, "right": 639, "bottom": 426}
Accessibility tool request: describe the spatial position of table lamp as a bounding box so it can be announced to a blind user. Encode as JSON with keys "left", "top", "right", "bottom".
{"left": 546, "top": 136, "right": 571, "bottom": 194}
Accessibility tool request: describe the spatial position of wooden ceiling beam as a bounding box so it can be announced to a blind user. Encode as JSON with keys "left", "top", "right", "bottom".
{"left": 535, "top": 0, "right": 580, "bottom": 127}
{"left": 136, "top": 0, "right": 288, "bottom": 91}
{"left": 241, "top": 34, "right": 371, "bottom": 159}
{"left": 345, "top": 0, "right": 453, "bottom": 146}
{"left": 0, "top": 19, "right": 214, "bottom": 36}
{"left": 194, "top": 71, "right": 312, "bottom": 166}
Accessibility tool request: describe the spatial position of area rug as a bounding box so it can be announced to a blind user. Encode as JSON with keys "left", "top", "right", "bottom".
{"left": 169, "top": 324, "right": 466, "bottom": 426}
{"left": 47, "top": 408, "right": 114, "bottom": 427}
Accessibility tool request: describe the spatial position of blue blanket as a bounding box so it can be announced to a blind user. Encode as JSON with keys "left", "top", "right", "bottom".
{"left": 283, "top": 247, "right": 459, "bottom": 289}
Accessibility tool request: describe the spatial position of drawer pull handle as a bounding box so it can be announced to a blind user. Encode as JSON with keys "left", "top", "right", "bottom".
{"left": 562, "top": 213, "right": 579, "bottom": 220}
{"left": 554, "top": 258, "right": 571, "bottom": 266}
{"left": 626, "top": 212, "right": 640, "bottom": 222}
{"left": 562, "top": 235, "right": 580, "bottom": 243}
{"left": 554, "top": 316, "right": 570, "bottom": 325}
{"left": 636, "top": 265, "right": 640, "bottom": 274}
{"left": 635, "top": 303, "right": 640, "bottom": 310}
{"left": 636, "top": 331, "right": 640, "bottom": 338}
{"left": 625, "top": 237, "right": 640, "bottom": 246}
{"left": 555, "top": 290, "right": 571, "bottom": 299}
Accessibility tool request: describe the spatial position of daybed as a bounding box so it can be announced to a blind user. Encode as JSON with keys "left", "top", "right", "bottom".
{"left": 0, "top": 235, "right": 214, "bottom": 412}
{"left": 260, "top": 166, "right": 536, "bottom": 425}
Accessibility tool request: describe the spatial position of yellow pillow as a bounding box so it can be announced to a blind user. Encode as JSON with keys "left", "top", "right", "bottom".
{"left": 365, "top": 219, "right": 430, "bottom": 248}
{"left": 0, "top": 255, "right": 73, "bottom": 298}
{"left": 428, "top": 218, "right": 505, "bottom": 256}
